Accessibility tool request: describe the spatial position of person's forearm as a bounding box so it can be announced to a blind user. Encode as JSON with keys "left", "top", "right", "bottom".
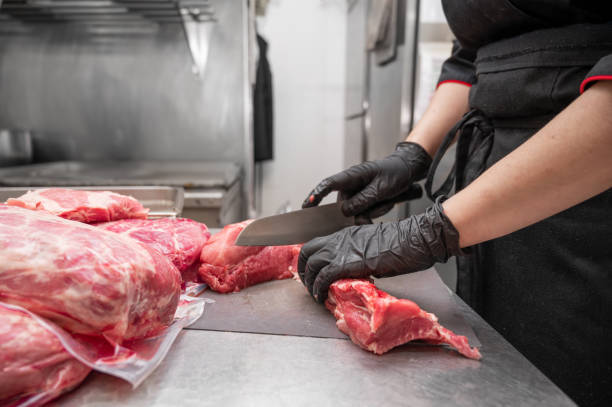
{"left": 406, "top": 82, "right": 471, "bottom": 157}
{"left": 443, "top": 81, "right": 612, "bottom": 248}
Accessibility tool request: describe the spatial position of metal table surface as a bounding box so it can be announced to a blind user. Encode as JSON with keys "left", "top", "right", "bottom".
{"left": 53, "top": 272, "right": 575, "bottom": 407}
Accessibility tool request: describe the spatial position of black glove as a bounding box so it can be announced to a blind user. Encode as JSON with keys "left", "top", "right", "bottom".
{"left": 298, "top": 197, "right": 463, "bottom": 303}
{"left": 302, "top": 142, "right": 432, "bottom": 217}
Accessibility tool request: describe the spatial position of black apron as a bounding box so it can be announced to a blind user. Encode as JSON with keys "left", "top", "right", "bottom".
{"left": 427, "top": 24, "right": 612, "bottom": 407}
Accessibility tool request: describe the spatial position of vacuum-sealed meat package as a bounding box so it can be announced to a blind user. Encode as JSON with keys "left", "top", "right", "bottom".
{"left": 0, "top": 303, "right": 91, "bottom": 407}
{"left": 6, "top": 188, "right": 148, "bottom": 223}
{"left": 326, "top": 279, "right": 481, "bottom": 359}
{"left": 1, "top": 294, "right": 210, "bottom": 400}
{"left": 198, "top": 220, "right": 301, "bottom": 293}
{"left": 0, "top": 205, "right": 181, "bottom": 345}
{"left": 96, "top": 218, "right": 210, "bottom": 280}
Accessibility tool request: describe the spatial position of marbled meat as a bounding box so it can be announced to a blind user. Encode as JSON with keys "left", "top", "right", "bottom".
{"left": 97, "top": 218, "right": 211, "bottom": 279}
{"left": 0, "top": 303, "right": 91, "bottom": 406}
{"left": 198, "top": 220, "right": 301, "bottom": 293}
{"left": 0, "top": 205, "right": 181, "bottom": 345}
{"left": 326, "top": 279, "right": 481, "bottom": 359}
{"left": 6, "top": 188, "right": 148, "bottom": 223}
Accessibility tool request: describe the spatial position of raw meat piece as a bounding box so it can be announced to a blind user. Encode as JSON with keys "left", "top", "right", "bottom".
{"left": 198, "top": 220, "right": 301, "bottom": 293}
{"left": 326, "top": 279, "right": 481, "bottom": 359}
{"left": 0, "top": 304, "right": 91, "bottom": 406}
{"left": 6, "top": 188, "right": 148, "bottom": 223}
{"left": 0, "top": 205, "right": 181, "bottom": 344}
{"left": 96, "top": 218, "right": 211, "bottom": 276}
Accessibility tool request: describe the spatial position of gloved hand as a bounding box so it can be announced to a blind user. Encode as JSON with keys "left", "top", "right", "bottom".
{"left": 298, "top": 197, "right": 463, "bottom": 303}
{"left": 302, "top": 141, "right": 432, "bottom": 217}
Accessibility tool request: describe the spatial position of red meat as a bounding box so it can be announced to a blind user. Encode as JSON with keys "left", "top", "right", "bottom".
{"left": 96, "top": 218, "right": 211, "bottom": 278}
{"left": 198, "top": 220, "right": 301, "bottom": 293}
{"left": 6, "top": 188, "right": 148, "bottom": 223}
{"left": 326, "top": 279, "right": 481, "bottom": 359}
{"left": 0, "top": 205, "right": 181, "bottom": 344}
{"left": 0, "top": 304, "right": 91, "bottom": 406}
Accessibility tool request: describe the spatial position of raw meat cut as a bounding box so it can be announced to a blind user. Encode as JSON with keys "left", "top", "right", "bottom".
{"left": 326, "top": 279, "right": 481, "bottom": 359}
{"left": 198, "top": 220, "right": 301, "bottom": 293}
{"left": 96, "top": 218, "right": 211, "bottom": 277}
{"left": 0, "top": 205, "right": 181, "bottom": 345}
{"left": 6, "top": 188, "right": 148, "bottom": 223}
{"left": 0, "top": 303, "right": 91, "bottom": 406}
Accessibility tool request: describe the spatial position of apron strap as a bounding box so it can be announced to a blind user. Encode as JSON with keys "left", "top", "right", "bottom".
{"left": 425, "top": 109, "right": 494, "bottom": 201}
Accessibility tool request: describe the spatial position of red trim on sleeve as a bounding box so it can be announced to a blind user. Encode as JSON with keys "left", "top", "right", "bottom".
{"left": 436, "top": 79, "right": 473, "bottom": 89}
{"left": 579, "top": 75, "right": 612, "bottom": 94}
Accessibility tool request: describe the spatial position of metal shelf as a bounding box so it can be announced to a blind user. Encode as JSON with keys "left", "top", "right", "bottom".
{"left": 0, "top": 0, "right": 218, "bottom": 76}
{"left": 0, "top": 0, "right": 216, "bottom": 26}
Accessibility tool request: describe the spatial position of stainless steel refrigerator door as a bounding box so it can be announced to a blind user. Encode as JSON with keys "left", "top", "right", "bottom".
{"left": 344, "top": 0, "right": 369, "bottom": 168}
{"left": 346, "top": 0, "right": 418, "bottom": 222}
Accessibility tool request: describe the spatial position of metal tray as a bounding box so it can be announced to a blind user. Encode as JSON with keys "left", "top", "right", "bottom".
{"left": 0, "top": 161, "right": 241, "bottom": 189}
{"left": 0, "top": 186, "right": 184, "bottom": 218}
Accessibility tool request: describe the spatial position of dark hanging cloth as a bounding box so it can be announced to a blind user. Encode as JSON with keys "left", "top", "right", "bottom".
{"left": 254, "top": 34, "right": 274, "bottom": 162}
{"left": 431, "top": 2, "right": 612, "bottom": 406}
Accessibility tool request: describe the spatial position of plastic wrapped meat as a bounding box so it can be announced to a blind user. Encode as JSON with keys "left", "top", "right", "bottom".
{"left": 198, "top": 220, "right": 301, "bottom": 293}
{"left": 96, "top": 218, "right": 211, "bottom": 280}
{"left": 326, "top": 279, "right": 481, "bottom": 359}
{"left": 0, "top": 303, "right": 91, "bottom": 407}
{"left": 0, "top": 205, "right": 181, "bottom": 344}
{"left": 6, "top": 188, "right": 148, "bottom": 223}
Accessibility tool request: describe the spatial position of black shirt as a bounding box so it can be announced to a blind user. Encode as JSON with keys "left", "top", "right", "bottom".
{"left": 438, "top": 0, "right": 612, "bottom": 93}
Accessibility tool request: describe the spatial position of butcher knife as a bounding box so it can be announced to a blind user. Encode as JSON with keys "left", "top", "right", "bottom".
{"left": 234, "top": 184, "right": 423, "bottom": 246}
{"left": 234, "top": 202, "right": 355, "bottom": 246}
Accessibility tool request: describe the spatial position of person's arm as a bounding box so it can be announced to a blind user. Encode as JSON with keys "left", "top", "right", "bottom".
{"left": 299, "top": 81, "right": 612, "bottom": 302}
{"left": 302, "top": 81, "right": 470, "bottom": 215}
{"left": 408, "top": 39, "right": 476, "bottom": 155}
{"left": 443, "top": 80, "right": 612, "bottom": 247}
{"left": 302, "top": 40, "right": 473, "bottom": 217}
{"left": 406, "top": 82, "right": 470, "bottom": 156}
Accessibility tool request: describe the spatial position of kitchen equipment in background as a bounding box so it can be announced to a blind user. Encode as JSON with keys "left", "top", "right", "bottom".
{"left": 234, "top": 202, "right": 355, "bottom": 246}
{"left": 0, "top": 0, "right": 256, "bottom": 220}
{"left": 180, "top": 1, "right": 217, "bottom": 77}
{"left": 0, "top": 129, "right": 32, "bottom": 167}
{"left": 0, "top": 161, "right": 242, "bottom": 227}
{"left": 0, "top": 0, "right": 218, "bottom": 76}
{"left": 0, "top": 186, "right": 184, "bottom": 218}
{"left": 367, "top": 0, "right": 399, "bottom": 65}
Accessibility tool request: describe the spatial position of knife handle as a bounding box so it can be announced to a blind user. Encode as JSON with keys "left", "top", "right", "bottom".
{"left": 354, "top": 184, "right": 423, "bottom": 225}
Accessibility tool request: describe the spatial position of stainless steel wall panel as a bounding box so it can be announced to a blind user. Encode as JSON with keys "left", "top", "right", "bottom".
{"left": 0, "top": 0, "right": 245, "bottom": 164}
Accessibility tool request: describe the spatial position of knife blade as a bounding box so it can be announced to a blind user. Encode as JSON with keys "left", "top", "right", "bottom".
{"left": 234, "top": 202, "right": 355, "bottom": 246}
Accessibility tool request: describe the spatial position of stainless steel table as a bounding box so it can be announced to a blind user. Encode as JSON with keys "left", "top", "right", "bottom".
{"left": 54, "top": 273, "right": 575, "bottom": 407}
